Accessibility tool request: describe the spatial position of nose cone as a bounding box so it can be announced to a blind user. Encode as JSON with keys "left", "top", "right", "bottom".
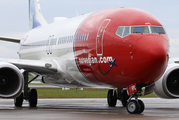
{"left": 136, "top": 36, "right": 169, "bottom": 84}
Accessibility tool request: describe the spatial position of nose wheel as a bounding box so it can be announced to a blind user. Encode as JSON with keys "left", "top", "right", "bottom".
{"left": 126, "top": 99, "right": 145, "bottom": 114}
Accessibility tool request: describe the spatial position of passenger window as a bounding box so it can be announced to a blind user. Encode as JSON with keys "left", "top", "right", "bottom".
{"left": 123, "top": 27, "right": 130, "bottom": 37}
{"left": 151, "top": 26, "right": 165, "bottom": 34}
{"left": 80, "top": 34, "right": 82, "bottom": 41}
{"left": 78, "top": 35, "right": 80, "bottom": 41}
{"left": 131, "top": 26, "right": 149, "bottom": 34}
{"left": 86, "top": 33, "right": 89, "bottom": 41}
{"left": 84, "top": 34, "right": 86, "bottom": 41}
{"left": 83, "top": 34, "right": 84, "bottom": 41}
{"left": 116, "top": 27, "right": 124, "bottom": 37}
{"left": 58, "top": 38, "right": 60, "bottom": 44}
{"left": 62, "top": 37, "right": 64, "bottom": 43}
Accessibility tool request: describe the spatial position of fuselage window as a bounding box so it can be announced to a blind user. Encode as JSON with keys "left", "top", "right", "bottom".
{"left": 70, "top": 36, "right": 71, "bottom": 42}
{"left": 62, "top": 37, "right": 64, "bottom": 43}
{"left": 116, "top": 26, "right": 124, "bottom": 37}
{"left": 70, "top": 36, "right": 73, "bottom": 42}
{"left": 131, "top": 26, "right": 149, "bottom": 34}
{"left": 58, "top": 38, "right": 60, "bottom": 44}
{"left": 65, "top": 37, "right": 67, "bottom": 43}
{"left": 81, "top": 34, "right": 83, "bottom": 41}
{"left": 80, "top": 34, "right": 82, "bottom": 41}
{"left": 62, "top": 37, "right": 64, "bottom": 44}
{"left": 67, "top": 36, "right": 68, "bottom": 43}
{"left": 150, "top": 26, "right": 165, "bottom": 34}
{"left": 79, "top": 34, "right": 81, "bottom": 41}
{"left": 84, "top": 34, "right": 86, "bottom": 41}
{"left": 86, "top": 33, "right": 89, "bottom": 41}
{"left": 67, "top": 36, "right": 69, "bottom": 43}
{"left": 66, "top": 37, "right": 68, "bottom": 43}
{"left": 80, "top": 34, "right": 81, "bottom": 41}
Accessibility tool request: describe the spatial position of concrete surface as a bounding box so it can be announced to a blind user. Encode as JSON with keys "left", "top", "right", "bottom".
{"left": 0, "top": 98, "right": 179, "bottom": 120}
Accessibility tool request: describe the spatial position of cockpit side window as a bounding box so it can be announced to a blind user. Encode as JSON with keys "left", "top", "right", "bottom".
{"left": 131, "top": 26, "right": 149, "bottom": 34}
{"left": 116, "top": 27, "right": 124, "bottom": 37}
{"left": 123, "top": 27, "right": 130, "bottom": 37}
{"left": 150, "top": 26, "right": 165, "bottom": 34}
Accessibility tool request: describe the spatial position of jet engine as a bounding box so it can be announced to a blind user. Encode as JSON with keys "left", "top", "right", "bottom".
{"left": 154, "top": 63, "right": 179, "bottom": 98}
{"left": 0, "top": 62, "right": 23, "bottom": 98}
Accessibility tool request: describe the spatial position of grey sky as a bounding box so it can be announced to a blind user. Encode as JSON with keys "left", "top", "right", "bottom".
{"left": 0, "top": 0, "right": 179, "bottom": 58}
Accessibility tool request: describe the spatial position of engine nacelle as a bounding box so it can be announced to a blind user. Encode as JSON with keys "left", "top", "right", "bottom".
{"left": 154, "top": 63, "right": 179, "bottom": 98}
{"left": 0, "top": 62, "right": 24, "bottom": 98}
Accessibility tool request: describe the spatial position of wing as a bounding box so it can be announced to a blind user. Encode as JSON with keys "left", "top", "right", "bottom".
{"left": 7, "top": 59, "right": 58, "bottom": 75}
{"left": 0, "top": 36, "right": 20, "bottom": 43}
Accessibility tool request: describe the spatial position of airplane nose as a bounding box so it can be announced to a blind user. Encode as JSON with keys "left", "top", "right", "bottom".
{"left": 136, "top": 36, "right": 169, "bottom": 84}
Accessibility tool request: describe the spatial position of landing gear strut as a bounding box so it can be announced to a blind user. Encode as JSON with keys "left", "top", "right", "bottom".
{"left": 14, "top": 71, "right": 38, "bottom": 107}
{"left": 126, "top": 87, "right": 145, "bottom": 114}
{"left": 117, "top": 89, "right": 130, "bottom": 107}
{"left": 107, "top": 88, "right": 129, "bottom": 107}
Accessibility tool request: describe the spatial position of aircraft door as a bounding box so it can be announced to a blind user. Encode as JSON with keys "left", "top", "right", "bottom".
{"left": 46, "top": 35, "right": 53, "bottom": 54}
{"left": 96, "top": 19, "right": 111, "bottom": 57}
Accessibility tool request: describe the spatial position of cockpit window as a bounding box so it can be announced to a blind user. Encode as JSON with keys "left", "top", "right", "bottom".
{"left": 116, "top": 27, "right": 124, "bottom": 37}
{"left": 116, "top": 26, "right": 130, "bottom": 38}
{"left": 150, "top": 26, "right": 165, "bottom": 34}
{"left": 116, "top": 25, "right": 166, "bottom": 38}
{"left": 123, "top": 27, "right": 130, "bottom": 37}
{"left": 131, "top": 26, "right": 149, "bottom": 34}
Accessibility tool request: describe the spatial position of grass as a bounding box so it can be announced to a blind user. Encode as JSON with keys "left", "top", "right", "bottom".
{"left": 37, "top": 88, "right": 108, "bottom": 98}
{"left": 35, "top": 88, "right": 157, "bottom": 98}
{"left": 28, "top": 75, "right": 157, "bottom": 98}
{"left": 30, "top": 83, "right": 47, "bottom": 85}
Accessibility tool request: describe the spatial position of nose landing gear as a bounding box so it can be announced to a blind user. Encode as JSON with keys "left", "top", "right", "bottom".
{"left": 107, "top": 87, "right": 145, "bottom": 114}
{"left": 126, "top": 96, "right": 145, "bottom": 114}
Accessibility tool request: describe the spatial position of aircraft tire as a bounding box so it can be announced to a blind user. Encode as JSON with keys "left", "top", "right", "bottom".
{"left": 137, "top": 99, "right": 145, "bottom": 114}
{"left": 126, "top": 100, "right": 139, "bottom": 114}
{"left": 107, "top": 89, "right": 117, "bottom": 107}
{"left": 121, "top": 90, "right": 129, "bottom": 107}
{"left": 29, "top": 88, "right": 37, "bottom": 107}
{"left": 14, "top": 92, "right": 23, "bottom": 107}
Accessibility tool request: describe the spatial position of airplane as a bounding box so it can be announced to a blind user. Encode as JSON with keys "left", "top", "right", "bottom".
{"left": 0, "top": 0, "right": 169, "bottom": 114}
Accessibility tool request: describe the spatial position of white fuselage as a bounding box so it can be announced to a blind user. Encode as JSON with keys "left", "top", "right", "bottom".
{"left": 18, "top": 13, "right": 107, "bottom": 88}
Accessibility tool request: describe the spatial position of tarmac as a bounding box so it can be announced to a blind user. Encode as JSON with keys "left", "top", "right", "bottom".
{"left": 0, "top": 98, "right": 179, "bottom": 120}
